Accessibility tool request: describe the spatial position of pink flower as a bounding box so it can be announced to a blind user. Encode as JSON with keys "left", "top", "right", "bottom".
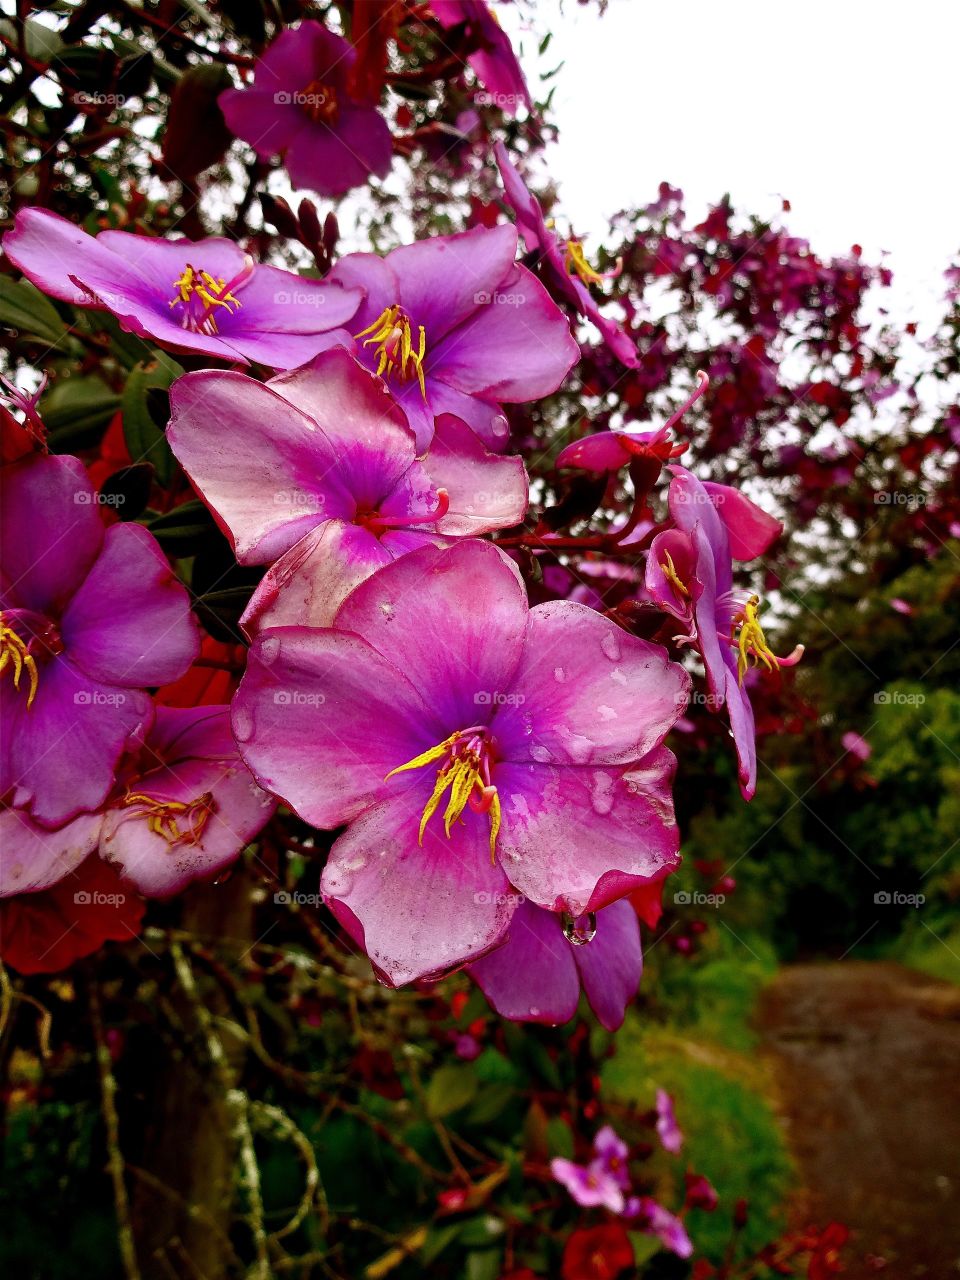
{"left": 3, "top": 209, "right": 363, "bottom": 368}
{"left": 1, "top": 454, "right": 198, "bottom": 827}
{"left": 319, "top": 224, "right": 580, "bottom": 451}
{"left": 654, "top": 1088, "right": 683, "bottom": 1154}
{"left": 1, "top": 707, "right": 276, "bottom": 901}
{"left": 627, "top": 1197, "right": 694, "bottom": 1258}
{"left": 495, "top": 142, "right": 639, "bottom": 367}
{"left": 551, "top": 1126, "right": 631, "bottom": 1213}
{"left": 167, "top": 349, "right": 527, "bottom": 630}
{"left": 841, "top": 731, "right": 871, "bottom": 762}
{"left": 431, "top": 2, "right": 531, "bottom": 116}
{"left": 231, "top": 540, "right": 689, "bottom": 984}
{"left": 219, "top": 22, "right": 393, "bottom": 198}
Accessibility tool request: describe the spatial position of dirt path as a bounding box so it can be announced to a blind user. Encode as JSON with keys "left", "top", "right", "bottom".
{"left": 758, "top": 961, "right": 960, "bottom": 1278}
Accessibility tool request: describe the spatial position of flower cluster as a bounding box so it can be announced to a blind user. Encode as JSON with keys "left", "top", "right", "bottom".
{"left": 1, "top": 12, "right": 800, "bottom": 1032}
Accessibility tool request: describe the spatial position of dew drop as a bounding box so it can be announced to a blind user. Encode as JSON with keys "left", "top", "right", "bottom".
{"left": 600, "top": 630, "right": 622, "bottom": 662}
{"left": 530, "top": 744, "right": 553, "bottom": 763}
{"left": 554, "top": 666, "right": 566, "bottom": 683}
{"left": 529, "top": 1006, "right": 540, "bottom": 1017}
{"left": 562, "top": 911, "right": 598, "bottom": 946}
{"left": 259, "top": 635, "right": 281, "bottom": 665}
{"left": 232, "top": 706, "right": 253, "bottom": 741}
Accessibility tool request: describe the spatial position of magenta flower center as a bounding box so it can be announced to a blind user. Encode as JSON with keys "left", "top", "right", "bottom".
{"left": 168, "top": 259, "right": 253, "bottom": 336}
{"left": 385, "top": 726, "right": 501, "bottom": 858}
{"left": 119, "top": 788, "right": 217, "bottom": 848}
{"left": 355, "top": 305, "right": 428, "bottom": 399}
{"left": 0, "top": 608, "right": 63, "bottom": 708}
{"left": 354, "top": 488, "right": 450, "bottom": 537}
{"left": 299, "top": 79, "right": 340, "bottom": 126}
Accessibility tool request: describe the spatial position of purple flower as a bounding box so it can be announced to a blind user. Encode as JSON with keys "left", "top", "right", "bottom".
{"left": 468, "top": 897, "right": 643, "bottom": 1030}
{"left": 3, "top": 209, "right": 363, "bottom": 368}
{"left": 219, "top": 21, "right": 393, "bottom": 198}
{"left": 432, "top": 2, "right": 531, "bottom": 115}
{"left": 625, "top": 1198, "right": 694, "bottom": 1259}
{"left": 100, "top": 706, "right": 277, "bottom": 897}
{"left": 841, "top": 730, "right": 871, "bottom": 762}
{"left": 495, "top": 143, "right": 639, "bottom": 367}
{"left": 318, "top": 224, "right": 580, "bottom": 451}
{"left": 231, "top": 539, "right": 689, "bottom": 984}
{"left": 551, "top": 1126, "right": 631, "bottom": 1213}
{"left": 654, "top": 1088, "right": 683, "bottom": 1154}
{"left": 644, "top": 468, "right": 799, "bottom": 799}
{"left": 167, "top": 349, "right": 528, "bottom": 629}
{"left": 1, "top": 707, "right": 276, "bottom": 901}
{"left": 1, "top": 454, "right": 199, "bottom": 827}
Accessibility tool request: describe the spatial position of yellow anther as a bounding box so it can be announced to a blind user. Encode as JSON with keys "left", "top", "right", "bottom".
{"left": 660, "top": 550, "right": 690, "bottom": 600}
{"left": 564, "top": 238, "right": 622, "bottom": 287}
{"left": 355, "top": 305, "right": 427, "bottom": 399}
{"left": 169, "top": 264, "right": 242, "bottom": 335}
{"left": 385, "top": 730, "right": 501, "bottom": 855}
{"left": 122, "top": 790, "right": 215, "bottom": 847}
{"left": 734, "top": 595, "right": 778, "bottom": 684}
{"left": 0, "top": 621, "right": 39, "bottom": 709}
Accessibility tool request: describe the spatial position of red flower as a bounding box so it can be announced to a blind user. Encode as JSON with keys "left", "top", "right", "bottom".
{"left": 562, "top": 1224, "right": 634, "bottom": 1280}
{"left": 0, "top": 855, "right": 145, "bottom": 975}
{"left": 808, "top": 1222, "right": 849, "bottom": 1280}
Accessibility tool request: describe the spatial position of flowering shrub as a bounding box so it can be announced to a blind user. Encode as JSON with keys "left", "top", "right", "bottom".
{"left": 2, "top": 1, "right": 953, "bottom": 1276}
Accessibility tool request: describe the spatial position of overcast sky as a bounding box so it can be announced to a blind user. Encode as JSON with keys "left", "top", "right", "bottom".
{"left": 503, "top": 0, "right": 960, "bottom": 326}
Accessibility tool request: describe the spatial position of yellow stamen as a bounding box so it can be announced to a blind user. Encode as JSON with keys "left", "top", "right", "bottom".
{"left": 355, "top": 305, "right": 427, "bottom": 399}
{"left": 0, "top": 621, "right": 39, "bottom": 709}
{"left": 122, "top": 790, "right": 215, "bottom": 847}
{"left": 734, "top": 596, "right": 779, "bottom": 684}
{"left": 168, "top": 265, "right": 242, "bottom": 335}
{"left": 564, "top": 238, "right": 622, "bottom": 287}
{"left": 385, "top": 731, "right": 500, "bottom": 855}
{"left": 660, "top": 550, "right": 690, "bottom": 600}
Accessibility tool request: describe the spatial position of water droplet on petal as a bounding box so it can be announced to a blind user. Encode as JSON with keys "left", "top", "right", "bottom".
{"left": 529, "top": 1006, "right": 540, "bottom": 1017}
{"left": 530, "top": 744, "right": 553, "bottom": 763}
{"left": 562, "top": 911, "right": 598, "bottom": 946}
{"left": 554, "top": 666, "right": 566, "bottom": 683}
{"left": 600, "top": 630, "right": 622, "bottom": 662}
{"left": 233, "top": 706, "right": 253, "bottom": 741}
{"left": 260, "top": 635, "right": 281, "bottom": 665}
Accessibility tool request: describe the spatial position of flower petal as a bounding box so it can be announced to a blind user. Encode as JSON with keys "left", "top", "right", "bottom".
{"left": 432, "top": 263, "right": 579, "bottom": 401}
{"left": 423, "top": 414, "right": 528, "bottom": 536}
{"left": 495, "top": 749, "right": 681, "bottom": 916}
{"left": 167, "top": 370, "right": 355, "bottom": 563}
{"left": 468, "top": 896, "right": 580, "bottom": 1025}
{"left": 493, "top": 601, "right": 690, "bottom": 766}
{"left": 573, "top": 898, "right": 643, "bottom": 1031}
{"left": 0, "top": 806, "right": 102, "bottom": 897}
{"left": 322, "top": 788, "right": 516, "bottom": 985}
{"left": 332, "top": 541, "right": 529, "bottom": 732}
{"left": 393, "top": 223, "right": 519, "bottom": 341}
{"left": 61, "top": 523, "right": 199, "bottom": 688}
{"left": 233, "top": 628, "right": 440, "bottom": 828}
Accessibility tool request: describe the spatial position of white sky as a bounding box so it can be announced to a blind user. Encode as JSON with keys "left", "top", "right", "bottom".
{"left": 504, "top": 0, "right": 960, "bottom": 326}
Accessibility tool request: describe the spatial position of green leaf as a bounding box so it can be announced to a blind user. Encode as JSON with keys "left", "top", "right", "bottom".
{"left": 457, "top": 1216, "right": 505, "bottom": 1248}
{"left": 122, "top": 352, "right": 183, "bottom": 485}
{"left": 0, "top": 277, "right": 70, "bottom": 349}
{"left": 42, "top": 376, "right": 120, "bottom": 450}
{"left": 146, "top": 499, "right": 217, "bottom": 556}
{"left": 465, "top": 1247, "right": 503, "bottom": 1280}
{"left": 425, "top": 1064, "right": 478, "bottom": 1119}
